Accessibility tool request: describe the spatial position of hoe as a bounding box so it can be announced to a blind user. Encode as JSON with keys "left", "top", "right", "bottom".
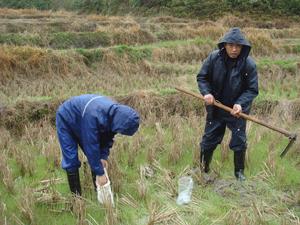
{"left": 175, "top": 87, "right": 297, "bottom": 157}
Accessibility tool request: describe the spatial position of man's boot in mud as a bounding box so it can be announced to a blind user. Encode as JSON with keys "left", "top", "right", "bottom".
{"left": 200, "top": 149, "right": 214, "bottom": 173}
{"left": 234, "top": 150, "right": 246, "bottom": 181}
{"left": 66, "top": 169, "right": 82, "bottom": 196}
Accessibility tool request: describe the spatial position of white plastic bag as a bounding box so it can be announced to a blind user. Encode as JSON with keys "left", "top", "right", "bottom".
{"left": 176, "top": 176, "right": 193, "bottom": 205}
{"left": 96, "top": 168, "right": 114, "bottom": 206}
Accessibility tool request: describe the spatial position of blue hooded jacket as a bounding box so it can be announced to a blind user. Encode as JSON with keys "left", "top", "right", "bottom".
{"left": 56, "top": 94, "right": 140, "bottom": 175}
{"left": 197, "top": 27, "right": 258, "bottom": 119}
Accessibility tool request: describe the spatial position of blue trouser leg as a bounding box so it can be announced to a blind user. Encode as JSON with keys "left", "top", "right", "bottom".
{"left": 200, "top": 119, "right": 226, "bottom": 172}
{"left": 200, "top": 119, "right": 226, "bottom": 150}
{"left": 200, "top": 117, "right": 247, "bottom": 175}
{"left": 225, "top": 117, "right": 247, "bottom": 180}
{"left": 56, "top": 112, "right": 81, "bottom": 172}
{"left": 225, "top": 117, "right": 247, "bottom": 152}
{"left": 56, "top": 112, "right": 82, "bottom": 194}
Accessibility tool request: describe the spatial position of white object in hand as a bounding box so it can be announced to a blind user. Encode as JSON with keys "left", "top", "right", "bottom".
{"left": 176, "top": 176, "right": 193, "bottom": 205}
{"left": 96, "top": 168, "right": 114, "bottom": 206}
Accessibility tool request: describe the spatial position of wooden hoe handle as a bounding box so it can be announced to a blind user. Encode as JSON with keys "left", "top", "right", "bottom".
{"left": 175, "top": 87, "right": 295, "bottom": 138}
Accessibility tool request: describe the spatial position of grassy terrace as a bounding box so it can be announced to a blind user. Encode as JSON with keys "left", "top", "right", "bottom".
{"left": 0, "top": 43, "right": 299, "bottom": 105}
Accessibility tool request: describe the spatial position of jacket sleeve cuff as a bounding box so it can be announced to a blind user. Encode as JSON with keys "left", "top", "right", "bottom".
{"left": 99, "top": 147, "right": 110, "bottom": 160}
{"left": 234, "top": 101, "right": 244, "bottom": 110}
{"left": 201, "top": 90, "right": 211, "bottom": 96}
{"left": 100, "top": 153, "right": 109, "bottom": 160}
{"left": 93, "top": 166, "right": 105, "bottom": 176}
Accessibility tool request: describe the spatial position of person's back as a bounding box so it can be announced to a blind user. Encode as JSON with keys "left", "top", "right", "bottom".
{"left": 58, "top": 95, "right": 117, "bottom": 139}
{"left": 56, "top": 94, "right": 140, "bottom": 195}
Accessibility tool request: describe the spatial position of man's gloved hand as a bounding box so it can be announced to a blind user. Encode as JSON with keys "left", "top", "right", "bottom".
{"left": 231, "top": 104, "right": 242, "bottom": 117}
{"left": 204, "top": 94, "right": 215, "bottom": 105}
{"left": 96, "top": 174, "right": 108, "bottom": 186}
{"left": 96, "top": 159, "right": 109, "bottom": 186}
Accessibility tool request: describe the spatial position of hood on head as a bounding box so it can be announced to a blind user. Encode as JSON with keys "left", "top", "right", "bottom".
{"left": 218, "top": 27, "right": 251, "bottom": 58}
{"left": 110, "top": 104, "right": 140, "bottom": 136}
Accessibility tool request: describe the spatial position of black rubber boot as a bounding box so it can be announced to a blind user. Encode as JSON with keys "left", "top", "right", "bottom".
{"left": 234, "top": 169, "right": 246, "bottom": 181}
{"left": 200, "top": 149, "right": 214, "bottom": 173}
{"left": 66, "top": 170, "right": 82, "bottom": 196}
{"left": 91, "top": 170, "right": 97, "bottom": 192}
{"left": 234, "top": 150, "right": 246, "bottom": 181}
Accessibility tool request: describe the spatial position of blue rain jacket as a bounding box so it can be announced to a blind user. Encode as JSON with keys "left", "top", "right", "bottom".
{"left": 56, "top": 94, "right": 140, "bottom": 176}
{"left": 197, "top": 27, "right": 258, "bottom": 119}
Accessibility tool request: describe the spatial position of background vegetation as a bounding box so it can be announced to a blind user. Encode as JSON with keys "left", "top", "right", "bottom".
{"left": 0, "top": 0, "right": 300, "bottom": 17}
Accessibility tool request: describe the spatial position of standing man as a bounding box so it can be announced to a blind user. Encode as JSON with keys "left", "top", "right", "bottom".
{"left": 197, "top": 27, "right": 258, "bottom": 181}
{"left": 56, "top": 94, "right": 140, "bottom": 195}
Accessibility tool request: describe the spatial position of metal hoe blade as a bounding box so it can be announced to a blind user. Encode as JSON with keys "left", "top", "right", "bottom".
{"left": 280, "top": 134, "right": 297, "bottom": 158}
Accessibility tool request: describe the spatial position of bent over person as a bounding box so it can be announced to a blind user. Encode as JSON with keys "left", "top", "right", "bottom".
{"left": 197, "top": 27, "right": 258, "bottom": 181}
{"left": 56, "top": 94, "right": 140, "bottom": 195}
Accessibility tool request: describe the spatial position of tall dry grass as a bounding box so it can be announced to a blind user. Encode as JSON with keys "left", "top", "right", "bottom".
{"left": 147, "top": 16, "right": 190, "bottom": 24}
{"left": 146, "top": 144, "right": 156, "bottom": 165}
{"left": 0, "top": 153, "right": 15, "bottom": 193}
{"left": 246, "top": 31, "right": 278, "bottom": 56}
{"left": 137, "top": 178, "right": 148, "bottom": 201}
{"left": 0, "top": 45, "right": 87, "bottom": 84}
{"left": 0, "top": 202, "right": 6, "bottom": 225}
{"left": 0, "top": 8, "right": 53, "bottom": 19}
{"left": 18, "top": 188, "right": 35, "bottom": 224}
{"left": 72, "top": 196, "right": 87, "bottom": 225}
{"left": 87, "top": 15, "right": 136, "bottom": 24}
{"left": 182, "top": 113, "right": 204, "bottom": 167}
{"left": 127, "top": 134, "right": 143, "bottom": 167}
{"left": 147, "top": 201, "right": 186, "bottom": 225}
{"left": 0, "top": 127, "right": 12, "bottom": 150}
{"left": 153, "top": 25, "right": 224, "bottom": 41}
{"left": 11, "top": 144, "right": 35, "bottom": 176}
{"left": 82, "top": 161, "right": 94, "bottom": 193}
{"left": 265, "top": 28, "right": 300, "bottom": 39}
{"left": 42, "top": 133, "right": 61, "bottom": 169}
{"left": 219, "top": 14, "right": 296, "bottom": 29}
{"left": 271, "top": 100, "right": 300, "bottom": 127}
{"left": 168, "top": 116, "right": 185, "bottom": 164}
{"left": 152, "top": 43, "right": 213, "bottom": 64}
{"left": 220, "top": 132, "right": 230, "bottom": 163}
{"left": 119, "top": 193, "right": 139, "bottom": 209}
{"left": 153, "top": 161, "right": 177, "bottom": 198}
{"left": 137, "top": 164, "right": 152, "bottom": 201}
{"left": 97, "top": 26, "right": 157, "bottom": 46}
{"left": 107, "top": 150, "right": 124, "bottom": 194}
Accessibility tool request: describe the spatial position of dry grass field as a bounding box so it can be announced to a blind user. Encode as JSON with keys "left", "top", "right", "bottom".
{"left": 0, "top": 8, "right": 299, "bottom": 225}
